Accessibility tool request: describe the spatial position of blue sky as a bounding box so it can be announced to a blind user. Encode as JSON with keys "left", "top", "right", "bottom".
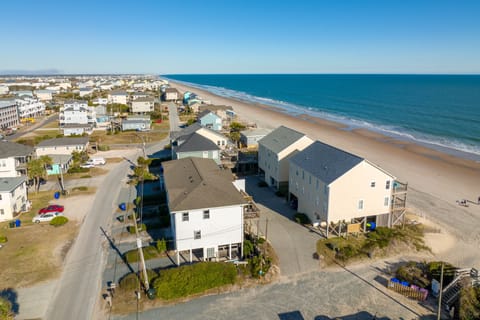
{"left": 1, "top": 0, "right": 479, "bottom": 74}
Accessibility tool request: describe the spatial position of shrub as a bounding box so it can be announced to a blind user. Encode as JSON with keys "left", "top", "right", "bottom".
{"left": 156, "top": 238, "right": 167, "bottom": 253}
{"left": 128, "top": 224, "right": 147, "bottom": 234}
{"left": 50, "top": 216, "right": 69, "bottom": 227}
{"left": 396, "top": 261, "right": 430, "bottom": 288}
{"left": 119, "top": 269, "right": 158, "bottom": 291}
{"left": 243, "top": 239, "right": 254, "bottom": 257}
{"left": 97, "top": 145, "right": 110, "bottom": 151}
{"left": 0, "top": 296, "right": 14, "bottom": 320}
{"left": 153, "top": 262, "right": 237, "bottom": 300}
{"left": 257, "top": 181, "right": 268, "bottom": 188}
{"left": 124, "top": 246, "right": 159, "bottom": 263}
{"left": 0, "top": 235, "right": 8, "bottom": 243}
{"left": 294, "top": 213, "right": 311, "bottom": 225}
{"left": 67, "top": 166, "right": 90, "bottom": 174}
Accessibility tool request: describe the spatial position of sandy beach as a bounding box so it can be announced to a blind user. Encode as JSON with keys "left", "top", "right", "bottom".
{"left": 169, "top": 80, "right": 480, "bottom": 267}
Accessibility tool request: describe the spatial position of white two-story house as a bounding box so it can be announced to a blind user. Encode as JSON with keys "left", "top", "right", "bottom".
{"left": 108, "top": 90, "right": 128, "bottom": 104}
{"left": 0, "top": 176, "right": 28, "bottom": 222}
{"left": 258, "top": 125, "right": 313, "bottom": 190}
{"left": 289, "top": 141, "right": 398, "bottom": 233}
{"left": 0, "top": 141, "right": 34, "bottom": 178}
{"left": 59, "top": 100, "right": 96, "bottom": 136}
{"left": 0, "top": 99, "right": 20, "bottom": 130}
{"left": 130, "top": 97, "right": 154, "bottom": 114}
{"left": 163, "top": 158, "right": 247, "bottom": 265}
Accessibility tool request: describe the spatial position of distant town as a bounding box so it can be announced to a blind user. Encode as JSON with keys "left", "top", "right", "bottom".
{"left": 0, "top": 75, "right": 478, "bottom": 320}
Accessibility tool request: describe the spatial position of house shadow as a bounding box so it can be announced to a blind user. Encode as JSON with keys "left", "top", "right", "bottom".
{"left": 314, "top": 311, "right": 389, "bottom": 319}
{"left": 244, "top": 175, "right": 296, "bottom": 220}
{"left": 0, "top": 288, "right": 19, "bottom": 314}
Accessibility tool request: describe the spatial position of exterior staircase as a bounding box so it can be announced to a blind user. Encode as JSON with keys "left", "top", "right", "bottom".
{"left": 441, "top": 268, "right": 479, "bottom": 309}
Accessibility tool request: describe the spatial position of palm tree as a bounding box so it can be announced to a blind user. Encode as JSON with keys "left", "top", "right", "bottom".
{"left": 27, "top": 156, "right": 52, "bottom": 193}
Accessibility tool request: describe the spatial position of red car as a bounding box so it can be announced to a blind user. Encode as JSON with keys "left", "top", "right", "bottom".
{"left": 39, "top": 205, "right": 64, "bottom": 214}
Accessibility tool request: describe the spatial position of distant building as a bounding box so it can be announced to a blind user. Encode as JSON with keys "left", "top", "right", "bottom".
{"left": 130, "top": 97, "right": 154, "bottom": 114}
{"left": 79, "top": 87, "right": 94, "bottom": 97}
{"left": 121, "top": 115, "right": 151, "bottom": 131}
{"left": 163, "top": 88, "right": 180, "bottom": 102}
{"left": 0, "top": 99, "right": 20, "bottom": 129}
{"left": 197, "top": 110, "right": 222, "bottom": 131}
{"left": 0, "top": 85, "right": 9, "bottom": 95}
{"left": 34, "top": 89, "right": 53, "bottom": 101}
{"left": 240, "top": 128, "right": 272, "bottom": 149}
{"left": 59, "top": 100, "right": 96, "bottom": 136}
{"left": 289, "top": 141, "right": 397, "bottom": 230}
{"left": 108, "top": 90, "right": 128, "bottom": 104}
{"left": 15, "top": 96, "right": 45, "bottom": 120}
{"left": 35, "top": 137, "right": 90, "bottom": 156}
{"left": 0, "top": 176, "right": 28, "bottom": 222}
{"left": 92, "top": 97, "right": 108, "bottom": 105}
{"left": 131, "top": 92, "right": 150, "bottom": 100}
{"left": 258, "top": 126, "right": 313, "bottom": 190}
{"left": 0, "top": 141, "right": 34, "bottom": 178}
{"left": 163, "top": 158, "right": 247, "bottom": 264}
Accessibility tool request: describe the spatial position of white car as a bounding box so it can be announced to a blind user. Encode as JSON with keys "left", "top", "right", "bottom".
{"left": 32, "top": 211, "right": 63, "bottom": 223}
{"left": 80, "top": 163, "right": 95, "bottom": 168}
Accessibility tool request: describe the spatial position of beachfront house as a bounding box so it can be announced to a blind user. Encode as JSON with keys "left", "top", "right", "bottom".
{"left": 0, "top": 141, "right": 34, "bottom": 178}
{"left": 288, "top": 141, "right": 399, "bottom": 234}
{"left": 197, "top": 110, "right": 222, "bottom": 131}
{"left": 130, "top": 97, "right": 154, "bottom": 114}
{"left": 171, "top": 123, "right": 230, "bottom": 150}
{"left": 240, "top": 128, "right": 272, "bottom": 149}
{"left": 258, "top": 126, "right": 313, "bottom": 190}
{"left": 121, "top": 115, "right": 151, "bottom": 131}
{"left": 0, "top": 176, "right": 28, "bottom": 222}
{"left": 172, "top": 133, "right": 221, "bottom": 164}
{"left": 35, "top": 137, "right": 90, "bottom": 156}
{"left": 162, "top": 158, "right": 247, "bottom": 264}
{"left": 163, "top": 88, "right": 180, "bottom": 102}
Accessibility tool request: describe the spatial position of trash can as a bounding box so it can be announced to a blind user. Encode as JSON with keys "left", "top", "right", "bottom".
{"left": 9, "top": 221, "right": 15, "bottom": 228}
{"left": 146, "top": 288, "right": 156, "bottom": 300}
{"left": 15, "top": 219, "right": 21, "bottom": 227}
{"left": 54, "top": 191, "right": 60, "bottom": 199}
{"left": 119, "top": 203, "right": 126, "bottom": 211}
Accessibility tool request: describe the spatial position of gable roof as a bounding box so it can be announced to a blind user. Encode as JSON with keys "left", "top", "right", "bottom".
{"left": 36, "top": 137, "right": 89, "bottom": 147}
{"left": 290, "top": 141, "right": 365, "bottom": 185}
{"left": 197, "top": 109, "right": 217, "bottom": 119}
{"left": 176, "top": 133, "right": 220, "bottom": 153}
{"left": 0, "top": 176, "right": 26, "bottom": 193}
{"left": 258, "top": 125, "right": 306, "bottom": 154}
{"left": 0, "top": 141, "right": 34, "bottom": 158}
{"left": 163, "top": 158, "right": 246, "bottom": 211}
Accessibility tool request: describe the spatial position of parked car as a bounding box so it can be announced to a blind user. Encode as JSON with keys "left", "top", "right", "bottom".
{"left": 80, "top": 163, "right": 95, "bottom": 168}
{"left": 86, "top": 157, "right": 106, "bottom": 165}
{"left": 39, "top": 204, "right": 64, "bottom": 214}
{"left": 32, "top": 211, "right": 63, "bottom": 223}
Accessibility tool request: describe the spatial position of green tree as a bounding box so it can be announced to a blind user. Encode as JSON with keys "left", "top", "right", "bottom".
{"left": 71, "top": 150, "right": 89, "bottom": 165}
{"left": 459, "top": 285, "right": 480, "bottom": 320}
{"left": 27, "top": 156, "right": 52, "bottom": 193}
{"left": 229, "top": 121, "right": 246, "bottom": 147}
{"left": 156, "top": 238, "right": 167, "bottom": 253}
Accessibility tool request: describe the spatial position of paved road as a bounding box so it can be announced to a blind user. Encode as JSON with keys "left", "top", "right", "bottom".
{"left": 168, "top": 103, "right": 181, "bottom": 133}
{"left": 45, "top": 158, "right": 136, "bottom": 320}
{"left": 5, "top": 113, "right": 57, "bottom": 141}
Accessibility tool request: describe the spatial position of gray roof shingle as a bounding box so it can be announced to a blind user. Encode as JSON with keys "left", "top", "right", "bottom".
{"left": 36, "top": 137, "right": 89, "bottom": 147}
{"left": 176, "top": 133, "right": 220, "bottom": 153}
{"left": 163, "top": 158, "right": 246, "bottom": 212}
{"left": 258, "top": 126, "right": 306, "bottom": 154}
{"left": 0, "top": 141, "right": 34, "bottom": 158}
{"left": 0, "top": 176, "right": 26, "bottom": 192}
{"left": 290, "top": 141, "right": 364, "bottom": 185}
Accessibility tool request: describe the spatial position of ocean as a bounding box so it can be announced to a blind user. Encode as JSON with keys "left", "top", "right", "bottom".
{"left": 164, "top": 74, "right": 480, "bottom": 161}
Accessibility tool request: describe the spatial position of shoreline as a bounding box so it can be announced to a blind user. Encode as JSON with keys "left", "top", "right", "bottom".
{"left": 165, "top": 78, "right": 480, "bottom": 163}
{"left": 168, "top": 79, "right": 480, "bottom": 267}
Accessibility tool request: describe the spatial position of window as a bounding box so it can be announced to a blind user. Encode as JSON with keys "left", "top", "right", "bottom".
{"left": 370, "top": 181, "right": 376, "bottom": 188}
{"left": 384, "top": 197, "right": 390, "bottom": 206}
{"left": 358, "top": 200, "right": 364, "bottom": 210}
{"left": 0, "top": 194, "right": 2, "bottom": 200}
{"left": 194, "top": 230, "right": 201, "bottom": 240}
{"left": 203, "top": 210, "right": 210, "bottom": 219}
{"left": 309, "top": 175, "right": 312, "bottom": 184}
{"left": 0, "top": 209, "right": 4, "bottom": 215}
{"left": 182, "top": 212, "right": 189, "bottom": 222}
{"left": 316, "top": 179, "right": 319, "bottom": 189}
{"left": 386, "top": 180, "right": 391, "bottom": 189}
{"left": 296, "top": 169, "right": 298, "bottom": 176}
{"left": 217, "top": 140, "right": 220, "bottom": 146}
{"left": 302, "top": 170, "right": 305, "bottom": 179}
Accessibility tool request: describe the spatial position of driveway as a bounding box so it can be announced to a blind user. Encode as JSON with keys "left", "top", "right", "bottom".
{"left": 245, "top": 176, "right": 321, "bottom": 277}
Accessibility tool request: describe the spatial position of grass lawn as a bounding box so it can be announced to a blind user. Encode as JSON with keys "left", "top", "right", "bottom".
{"left": 0, "top": 190, "right": 78, "bottom": 288}
{"left": 90, "top": 129, "right": 169, "bottom": 145}
{"left": 41, "top": 121, "right": 60, "bottom": 129}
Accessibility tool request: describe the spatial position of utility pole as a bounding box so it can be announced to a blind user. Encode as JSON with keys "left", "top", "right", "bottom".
{"left": 437, "top": 262, "right": 444, "bottom": 320}
{"left": 133, "top": 181, "right": 149, "bottom": 292}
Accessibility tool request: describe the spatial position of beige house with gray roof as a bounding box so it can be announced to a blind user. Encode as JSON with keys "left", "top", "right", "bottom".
{"left": 258, "top": 126, "right": 313, "bottom": 190}
{"left": 163, "top": 158, "right": 247, "bottom": 264}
